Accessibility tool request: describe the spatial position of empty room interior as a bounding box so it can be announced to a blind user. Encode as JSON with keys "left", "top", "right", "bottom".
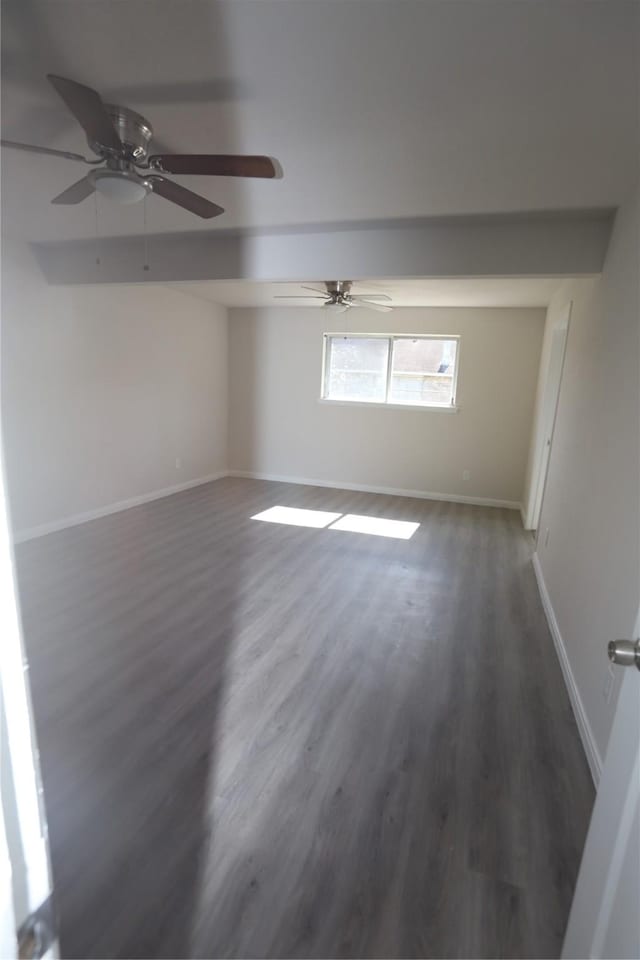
{"left": 0, "top": 2, "right": 638, "bottom": 959}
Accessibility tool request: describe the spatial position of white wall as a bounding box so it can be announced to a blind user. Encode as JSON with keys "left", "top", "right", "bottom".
{"left": 228, "top": 306, "right": 545, "bottom": 506}
{"left": 1, "top": 242, "right": 228, "bottom": 536}
{"left": 534, "top": 182, "right": 639, "bottom": 769}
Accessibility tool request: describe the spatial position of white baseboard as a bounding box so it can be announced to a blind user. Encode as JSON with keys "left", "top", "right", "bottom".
{"left": 228, "top": 470, "right": 521, "bottom": 511}
{"left": 532, "top": 552, "right": 602, "bottom": 785}
{"left": 12, "top": 472, "right": 227, "bottom": 544}
{"left": 13, "top": 469, "right": 521, "bottom": 544}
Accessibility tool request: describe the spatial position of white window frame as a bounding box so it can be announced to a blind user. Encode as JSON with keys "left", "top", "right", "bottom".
{"left": 320, "top": 333, "right": 460, "bottom": 412}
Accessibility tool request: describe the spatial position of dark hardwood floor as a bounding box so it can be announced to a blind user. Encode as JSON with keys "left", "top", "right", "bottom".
{"left": 14, "top": 477, "right": 594, "bottom": 959}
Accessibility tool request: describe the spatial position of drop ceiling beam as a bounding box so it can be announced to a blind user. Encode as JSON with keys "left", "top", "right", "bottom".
{"left": 31, "top": 210, "right": 614, "bottom": 285}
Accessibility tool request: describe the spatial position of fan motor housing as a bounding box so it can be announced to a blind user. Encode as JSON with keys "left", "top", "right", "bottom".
{"left": 327, "top": 280, "right": 352, "bottom": 297}
{"left": 89, "top": 104, "right": 153, "bottom": 160}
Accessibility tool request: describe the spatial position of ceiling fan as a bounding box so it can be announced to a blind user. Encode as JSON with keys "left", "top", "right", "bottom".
{"left": 0, "top": 74, "right": 281, "bottom": 219}
{"left": 275, "top": 280, "right": 393, "bottom": 312}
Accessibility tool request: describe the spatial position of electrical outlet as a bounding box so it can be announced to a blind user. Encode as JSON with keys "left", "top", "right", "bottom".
{"left": 175, "top": 457, "right": 182, "bottom": 470}
{"left": 603, "top": 663, "right": 615, "bottom": 703}
{"left": 544, "top": 527, "right": 550, "bottom": 548}
{"left": 462, "top": 470, "right": 470, "bottom": 481}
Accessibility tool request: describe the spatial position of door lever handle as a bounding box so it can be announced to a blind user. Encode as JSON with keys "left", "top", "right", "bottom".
{"left": 607, "top": 639, "right": 640, "bottom": 670}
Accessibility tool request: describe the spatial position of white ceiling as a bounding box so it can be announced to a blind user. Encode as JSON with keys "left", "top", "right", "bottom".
{"left": 166, "top": 278, "right": 562, "bottom": 309}
{"left": 1, "top": 1, "right": 638, "bottom": 243}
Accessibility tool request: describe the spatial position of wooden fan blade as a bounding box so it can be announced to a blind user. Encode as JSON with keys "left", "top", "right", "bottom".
{"left": 274, "top": 296, "right": 328, "bottom": 299}
{"left": 47, "top": 74, "right": 122, "bottom": 152}
{"left": 301, "top": 285, "right": 330, "bottom": 295}
{"left": 1, "top": 139, "right": 95, "bottom": 163}
{"left": 148, "top": 176, "right": 224, "bottom": 218}
{"left": 51, "top": 176, "right": 96, "bottom": 205}
{"left": 147, "top": 154, "right": 279, "bottom": 178}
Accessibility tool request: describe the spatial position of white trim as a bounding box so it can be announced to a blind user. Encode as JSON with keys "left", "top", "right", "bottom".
{"left": 12, "top": 472, "right": 227, "bottom": 544}
{"left": 318, "top": 398, "right": 459, "bottom": 413}
{"left": 522, "top": 300, "right": 572, "bottom": 531}
{"left": 322, "top": 332, "right": 461, "bottom": 341}
{"left": 11, "top": 470, "right": 521, "bottom": 543}
{"left": 531, "top": 552, "right": 602, "bottom": 785}
{"left": 228, "top": 470, "right": 520, "bottom": 510}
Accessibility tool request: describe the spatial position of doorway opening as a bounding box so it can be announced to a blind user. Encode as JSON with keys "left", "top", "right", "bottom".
{"left": 528, "top": 302, "right": 571, "bottom": 533}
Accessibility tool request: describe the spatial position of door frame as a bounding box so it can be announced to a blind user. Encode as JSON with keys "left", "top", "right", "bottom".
{"left": 524, "top": 300, "right": 572, "bottom": 532}
{"left": 0, "top": 436, "right": 54, "bottom": 956}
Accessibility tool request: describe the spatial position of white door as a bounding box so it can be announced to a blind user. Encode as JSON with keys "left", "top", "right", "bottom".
{"left": 0, "top": 437, "right": 55, "bottom": 958}
{"left": 563, "top": 609, "right": 640, "bottom": 959}
{"left": 0, "top": 778, "right": 17, "bottom": 960}
{"left": 530, "top": 302, "right": 571, "bottom": 532}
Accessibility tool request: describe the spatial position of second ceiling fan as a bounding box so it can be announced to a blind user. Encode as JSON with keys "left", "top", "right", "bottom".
{"left": 1, "top": 74, "right": 281, "bottom": 218}
{"left": 275, "top": 280, "right": 393, "bottom": 312}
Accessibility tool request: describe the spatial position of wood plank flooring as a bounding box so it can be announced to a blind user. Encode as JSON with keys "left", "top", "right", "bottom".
{"left": 14, "top": 478, "right": 594, "bottom": 959}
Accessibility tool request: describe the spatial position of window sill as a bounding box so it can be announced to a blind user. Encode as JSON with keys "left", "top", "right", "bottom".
{"left": 318, "top": 398, "right": 459, "bottom": 413}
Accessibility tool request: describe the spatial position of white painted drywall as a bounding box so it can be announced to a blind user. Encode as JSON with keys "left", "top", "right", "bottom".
{"left": 534, "top": 182, "right": 639, "bottom": 761}
{"left": 34, "top": 212, "right": 612, "bottom": 285}
{"left": 1, "top": 241, "right": 228, "bottom": 534}
{"left": 228, "top": 306, "right": 544, "bottom": 504}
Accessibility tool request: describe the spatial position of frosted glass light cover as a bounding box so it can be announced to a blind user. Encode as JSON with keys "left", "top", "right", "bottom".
{"left": 94, "top": 173, "right": 147, "bottom": 204}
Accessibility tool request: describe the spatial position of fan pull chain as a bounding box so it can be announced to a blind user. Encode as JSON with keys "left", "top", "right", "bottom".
{"left": 93, "top": 191, "right": 100, "bottom": 267}
{"left": 143, "top": 196, "right": 150, "bottom": 272}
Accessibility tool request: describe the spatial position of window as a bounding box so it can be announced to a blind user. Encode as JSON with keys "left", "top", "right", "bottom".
{"left": 322, "top": 334, "right": 459, "bottom": 408}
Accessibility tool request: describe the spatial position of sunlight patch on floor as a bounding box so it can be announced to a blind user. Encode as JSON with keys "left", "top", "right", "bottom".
{"left": 329, "top": 513, "right": 419, "bottom": 540}
{"left": 251, "top": 505, "right": 342, "bottom": 528}
{"left": 251, "top": 506, "right": 420, "bottom": 539}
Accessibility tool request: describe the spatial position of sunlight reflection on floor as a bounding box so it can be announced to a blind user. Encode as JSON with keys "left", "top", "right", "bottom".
{"left": 329, "top": 513, "right": 419, "bottom": 539}
{"left": 251, "top": 506, "right": 419, "bottom": 540}
{"left": 251, "top": 505, "right": 341, "bottom": 528}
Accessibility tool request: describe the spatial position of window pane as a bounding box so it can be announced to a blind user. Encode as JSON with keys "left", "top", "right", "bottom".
{"left": 389, "top": 338, "right": 457, "bottom": 406}
{"left": 326, "top": 337, "right": 389, "bottom": 402}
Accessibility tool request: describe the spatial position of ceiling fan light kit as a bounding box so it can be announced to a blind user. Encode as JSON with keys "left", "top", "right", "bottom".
{"left": 89, "top": 168, "right": 149, "bottom": 204}
{"left": 324, "top": 301, "right": 350, "bottom": 313}
{"left": 1, "top": 74, "right": 282, "bottom": 219}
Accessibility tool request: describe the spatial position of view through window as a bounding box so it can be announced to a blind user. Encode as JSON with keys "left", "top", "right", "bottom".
{"left": 323, "top": 334, "right": 459, "bottom": 407}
